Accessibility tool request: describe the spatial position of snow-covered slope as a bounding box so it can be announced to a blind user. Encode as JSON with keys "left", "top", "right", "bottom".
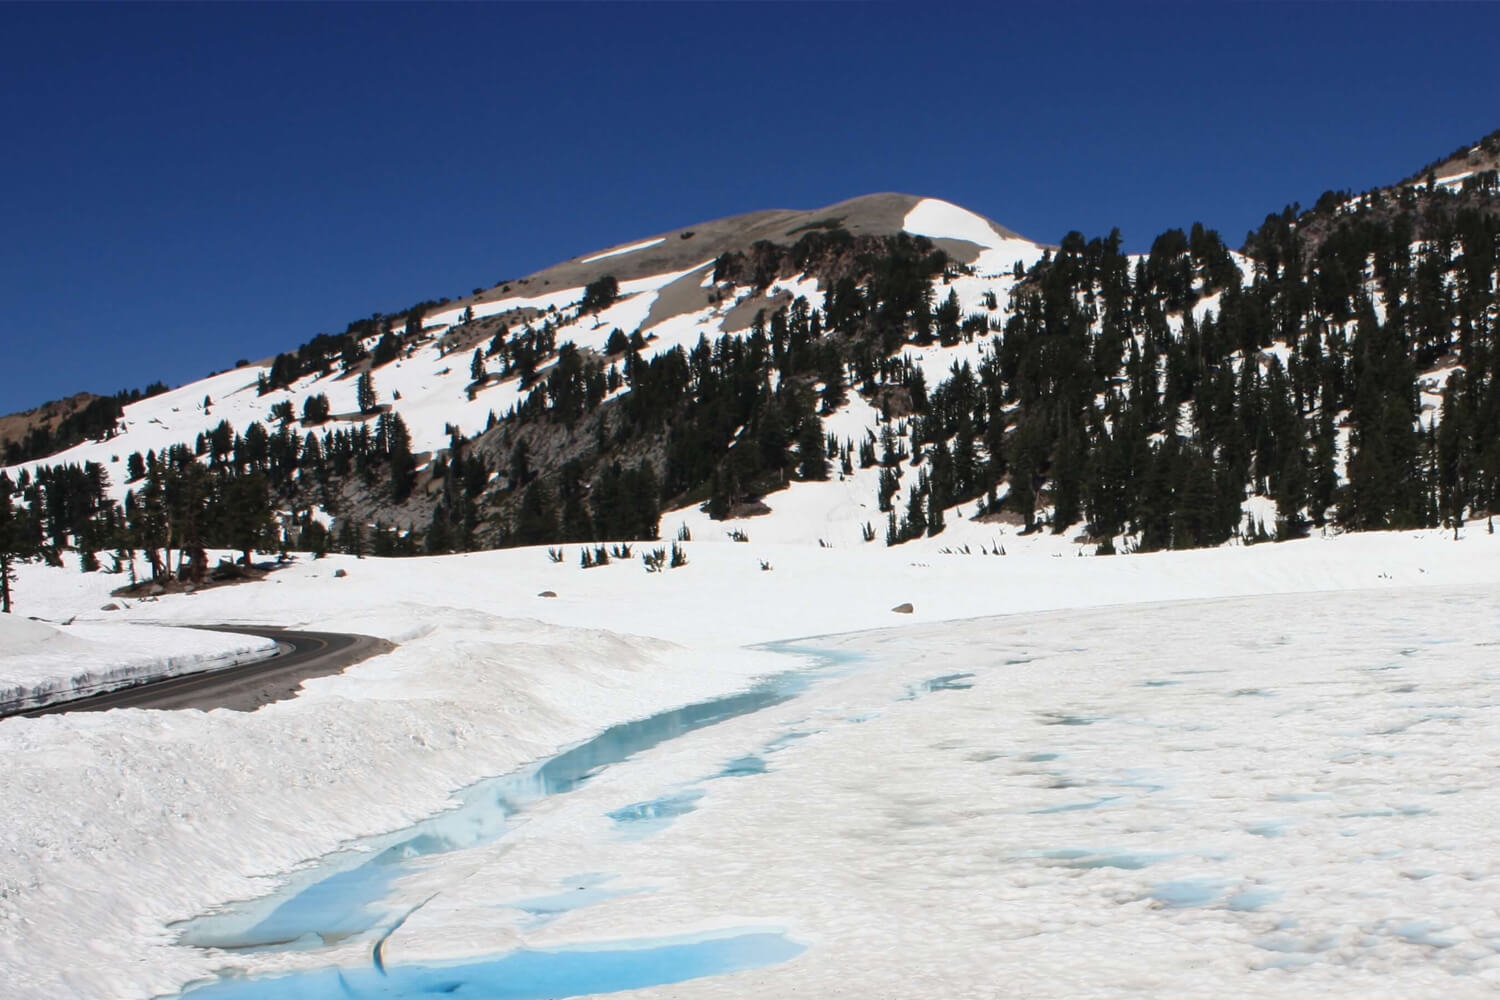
{"left": 1, "top": 181, "right": 1470, "bottom": 570}
{"left": 1, "top": 196, "right": 1042, "bottom": 509}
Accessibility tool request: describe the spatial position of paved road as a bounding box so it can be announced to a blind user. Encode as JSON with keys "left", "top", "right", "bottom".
{"left": 16, "top": 626, "right": 394, "bottom": 717}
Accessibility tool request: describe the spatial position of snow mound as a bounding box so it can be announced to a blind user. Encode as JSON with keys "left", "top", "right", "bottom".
{"left": 0, "top": 620, "right": 277, "bottom": 714}
{"left": 903, "top": 198, "right": 1005, "bottom": 248}
{"left": 0, "top": 614, "right": 74, "bottom": 654}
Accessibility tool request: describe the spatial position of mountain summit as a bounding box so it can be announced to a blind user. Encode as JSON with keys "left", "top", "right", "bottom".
{"left": 452, "top": 193, "right": 1033, "bottom": 327}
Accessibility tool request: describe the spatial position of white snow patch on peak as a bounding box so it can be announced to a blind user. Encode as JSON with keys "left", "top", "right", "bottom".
{"left": 580, "top": 237, "right": 667, "bottom": 264}
{"left": 903, "top": 198, "right": 1005, "bottom": 249}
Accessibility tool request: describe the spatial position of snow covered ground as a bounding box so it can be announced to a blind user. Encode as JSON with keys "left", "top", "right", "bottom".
{"left": 0, "top": 614, "right": 277, "bottom": 714}
{"left": 375, "top": 587, "right": 1500, "bottom": 998}
{"left": 3, "top": 527, "right": 1500, "bottom": 998}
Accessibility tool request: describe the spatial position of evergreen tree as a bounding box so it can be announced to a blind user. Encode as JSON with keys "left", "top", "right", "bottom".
{"left": 223, "top": 472, "right": 274, "bottom": 566}
{"left": 127, "top": 464, "right": 170, "bottom": 582}
{"left": 1342, "top": 307, "right": 1421, "bottom": 528}
{"left": 357, "top": 371, "right": 378, "bottom": 414}
{"left": 904, "top": 479, "right": 927, "bottom": 538}
{"left": 0, "top": 475, "right": 19, "bottom": 613}
{"left": 302, "top": 393, "right": 330, "bottom": 424}
{"left": 796, "top": 413, "right": 829, "bottom": 480}
{"left": 384, "top": 413, "right": 417, "bottom": 503}
{"left": 425, "top": 505, "right": 452, "bottom": 554}
{"left": 581, "top": 275, "right": 619, "bottom": 313}
{"left": 935, "top": 288, "right": 962, "bottom": 347}
{"left": 515, "top": 481, "right": 559, "bottom": 546}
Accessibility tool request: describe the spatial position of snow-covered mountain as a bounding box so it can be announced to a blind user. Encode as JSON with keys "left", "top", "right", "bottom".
{"left": 6, "top": 127, "right": 1500, "bottom": 573}
{"left": 1, "top": 194, "right": 1053, "bottom": 553}
{"left": 5, "top": 193, "right": 1039, "bottom": 477}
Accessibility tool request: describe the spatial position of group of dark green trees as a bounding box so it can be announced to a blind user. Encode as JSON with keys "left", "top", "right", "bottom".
{"left": 2, "top": 383, "right": 168, "bottom": 466}
{"left": 960, "top": 170, "right": 1500, "bottom": 548}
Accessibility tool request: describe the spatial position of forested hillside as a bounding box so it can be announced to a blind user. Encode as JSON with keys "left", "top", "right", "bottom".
{"left": 3, "top": 131, "right": 1500, "bottom": 602}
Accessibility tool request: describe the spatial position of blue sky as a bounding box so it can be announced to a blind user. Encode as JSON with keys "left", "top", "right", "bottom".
{"left": 2, "top": 2, "right": 1497, "bottom": 414}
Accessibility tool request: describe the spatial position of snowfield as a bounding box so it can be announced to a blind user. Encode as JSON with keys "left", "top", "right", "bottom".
{"left": 3, "top": 527, "right": 1500, "bottom": 998}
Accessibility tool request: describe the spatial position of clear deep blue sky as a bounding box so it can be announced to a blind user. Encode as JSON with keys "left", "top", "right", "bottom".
{"left": 2, "top": 2, "right": 1497, "bottom": 414}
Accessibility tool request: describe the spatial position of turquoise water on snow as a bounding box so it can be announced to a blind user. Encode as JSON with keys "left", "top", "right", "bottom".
{"left": 173, "top": 642, "right": 857, "bottom": 997}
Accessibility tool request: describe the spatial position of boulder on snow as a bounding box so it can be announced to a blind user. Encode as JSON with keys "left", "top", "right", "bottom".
{"left": 538, "top": 590, "right": 557, "bottom": 598}
{"left": 333, "top": 568, "right": 348, "bottom": 578}
{"left": 100, "top": 603, "right": 120, "bottom": 612}
{"left": 891, "top": 602, "right": 914, "bottom": 614}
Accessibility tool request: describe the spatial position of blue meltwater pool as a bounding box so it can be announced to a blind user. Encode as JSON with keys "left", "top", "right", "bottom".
{"left": 172, "top": 642, "right": 858, "bottom": 998}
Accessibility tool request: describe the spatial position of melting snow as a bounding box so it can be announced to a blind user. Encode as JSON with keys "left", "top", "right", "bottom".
{"left": 580, "top": 236, "right": 668, "bottom": 264}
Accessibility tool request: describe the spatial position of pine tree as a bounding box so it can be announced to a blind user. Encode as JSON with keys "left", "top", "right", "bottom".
{"left": 509, "top": 439, "right": 531, "bottom": 488}
{"left": 515, "top": 481, "right": 559, "bottom": 546}
{"left": 581, "top": 275, "right": 619, "bottom": 313}
{"left": 707, "top": 468, "right": 731, "bottom": 521}
{"left": 796, "top": 413, "right": 829, "bottom": 480}
{"left": 905, "top": 479, "right": 928, "bottom": 538}
{"left": 224, "top": 472, "right": 273, "bottom": 566}
{"left": 357, "top": 371, "right": 378, "bottom": 414}
{"left": 0, "top": 475, "right": 18, "bottom": 613}
{"left": 1342, "top": 305, "right": 1421, "bottom": 529}
{"left": 935, "top": 288, "right": 962, "bottom": 347}
{"left": 927, "top": 487, "right": 946, "bottom": 536}
{"left": 128, "top": 465, "right": 170, "bottom": 582}
{"left": 1049, "top": 418, "right": 1084, "bottom": 533}
{"left": 302, "top": 393, "right": 330, "bottom": 424}
{"left": 425, "top": 505, "right": 452, "bottom": 554}
{"left": 393, "top": 423, "right": 417, "bottom": 503}
{"left": 878, "top": 467, "right": 900, "bottom": 512}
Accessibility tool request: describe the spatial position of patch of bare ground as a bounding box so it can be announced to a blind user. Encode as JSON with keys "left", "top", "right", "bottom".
{"left": 0, "top": 392, "right": 101, "bottom": 452}
{"left": 108, "top": 557, "right": 296, "bottom": 601}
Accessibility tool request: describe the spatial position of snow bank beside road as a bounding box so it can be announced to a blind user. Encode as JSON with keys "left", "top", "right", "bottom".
{"left": 0, "top": 616, "right": 277, "bottom": 715}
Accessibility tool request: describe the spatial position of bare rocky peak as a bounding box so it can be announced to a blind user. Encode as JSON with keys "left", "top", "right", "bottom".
{"left": 1401, "top": 129, "right": 1500, "bottom": 186}
{"left": 464, "top": 193, "right": 1024, "bottom": 311}
{"left": 0, "top": 393, "right": 101, "bottom": 449}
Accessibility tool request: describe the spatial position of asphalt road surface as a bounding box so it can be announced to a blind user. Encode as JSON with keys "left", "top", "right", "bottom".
{"left": 15, "top": 626, "right": 394, "bottom": 717}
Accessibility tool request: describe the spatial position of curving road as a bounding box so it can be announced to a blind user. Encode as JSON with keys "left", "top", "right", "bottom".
{"left": 17, "top": 626, "right": 394, "bottom": 717}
